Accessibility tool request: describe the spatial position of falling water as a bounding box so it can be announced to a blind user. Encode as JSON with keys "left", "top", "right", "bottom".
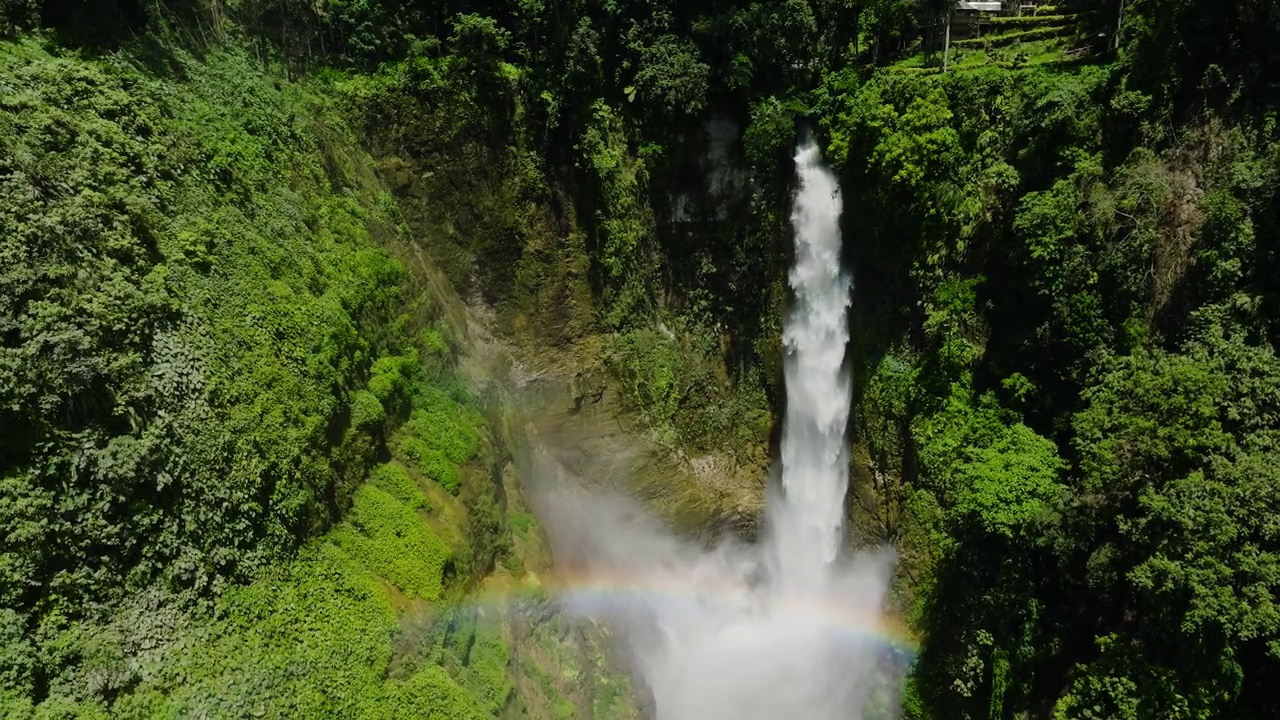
{"left": 769, "top": 135, "right": 853, "bottom": 594}
{"left": 531, "top": 137, "right": 902, "bottom": 720}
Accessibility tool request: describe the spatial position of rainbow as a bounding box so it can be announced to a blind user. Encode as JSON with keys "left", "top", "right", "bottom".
{"left": 458, "top": 569, "right": 920, "bottom": 657}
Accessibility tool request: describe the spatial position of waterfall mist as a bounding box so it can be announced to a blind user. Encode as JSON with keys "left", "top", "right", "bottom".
{"left": 529, "top": 138, "right": 904, "bottom": 720}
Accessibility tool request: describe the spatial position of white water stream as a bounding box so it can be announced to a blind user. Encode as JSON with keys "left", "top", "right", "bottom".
{"left": 532, "top": 137, "right": 902, "bottom": 720}
{"left": 769, "top": 136, "right": 854, "bottom": 595}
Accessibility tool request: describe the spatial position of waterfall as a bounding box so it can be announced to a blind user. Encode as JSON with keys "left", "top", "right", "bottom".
{"left": 531, "top": 137, "right": 902, "bottom": 720}
{"left": 769, "top": 136, "right": 853, "bottom": 594}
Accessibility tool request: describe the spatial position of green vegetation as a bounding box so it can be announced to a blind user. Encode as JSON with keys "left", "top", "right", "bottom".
{"left": 399, "top": 436, "right": 465, "bottom": 495}
{"left": 812, "top": 5, "right": 1280, "bottom": 718}
{"left": 370, "top": 461, "right": 431, "bottom": 510}
{"left": 331, "top": 484, "right": 450, "bottom": 600}
{"left": 387, "top": 667, "right": 485, "bottom": 720}
{"left": 4, "top": 0, "right": 1280, "bottom": 718}
{"left": 0, "top": 1, "right": 655, "bottom": 712}
{"left": 953, "top": 26, "right": 1071, "bottom": 49}
{"left": 0, "top": 14, "right": 613, "bottom": 716}
{"left": 0, "top": 35, "right": 412, "bottom": 707}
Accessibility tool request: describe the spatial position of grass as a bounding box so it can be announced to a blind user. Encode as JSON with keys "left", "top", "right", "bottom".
{"left": 954, "top": 25, "right": 1073, "bottom": 48}
{"left": 985, "top": 13, "right": 1078, "bottom": 28}
{"left": 888, "top": 37, "right": 1078, "bottom": 73}
{"left": 956, "top": 38, "right": 1076, "bottom": 68}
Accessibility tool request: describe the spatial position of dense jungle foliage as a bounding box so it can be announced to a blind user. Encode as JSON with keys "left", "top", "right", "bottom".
{"left": 3, "top": 0, "right": 1280, "bottom": 718}
{"left": 0, "top": 21, "right": 630, "bottom": 719}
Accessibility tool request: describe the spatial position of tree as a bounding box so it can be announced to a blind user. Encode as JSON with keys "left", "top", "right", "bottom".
{"left": 1067, "top": 315, "right": 1280, "bottom": 718}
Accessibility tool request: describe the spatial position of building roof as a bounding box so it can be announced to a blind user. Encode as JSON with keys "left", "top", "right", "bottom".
{"left": 956, "top": 1, "right": 1002, "bottom": 11}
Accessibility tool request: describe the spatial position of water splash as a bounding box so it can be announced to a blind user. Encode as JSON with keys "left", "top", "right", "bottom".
{"left": 530, "top": 137, "right": 903, "bottom": 720}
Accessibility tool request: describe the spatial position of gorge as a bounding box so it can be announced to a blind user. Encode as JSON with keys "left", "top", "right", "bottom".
{"left": 531, "top": 137, "right": 902, "bottom": 719}
{"left": 2, "top": 1, "right": 1279, "bottom": 718}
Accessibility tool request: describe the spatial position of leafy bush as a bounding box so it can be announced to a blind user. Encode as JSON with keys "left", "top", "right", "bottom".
{"left": 742, "top": 96, "right": 798, "bottom": 170}
{"left": 369, "top": 461, "right": 429, "bottom": 511}
{"left": 632, "top": 34, "right": 709, "bottom": 117}
{"left": 350, "top": 389, "right": 387, "bottom": 431}
{"left": 403, "top": 384, "right": 483, "bottom": 462}
{"left": 398, "top": 437, "right": 462, "bottom": 495}
{"left": 331, "top": 485, "right": 450, "bottom": 600}
{"left": 578, "top": 99, "right": 655, "bottom": 322}
{"left": 368, "top": 351, "right": 419, "bottom": 416}
{"left": 146, "top": 542, "right": 398, "bottom": 717}
{"left": 953, "top": 423, "right": 1066, "bottom": 539}
{"left": 418, "top": 326, "right": 452, "bottom": 379}
{"left": 0, "top": 609, "right": 33, "bottom": 698}
{"left": 610, "top": 328, "right": 685, "bottom": 425}
{"left": 388, "top": 666, "right": 484, "bottom": 719}
{"left": 406, "top": 409, "right": 480, "bottom": 465}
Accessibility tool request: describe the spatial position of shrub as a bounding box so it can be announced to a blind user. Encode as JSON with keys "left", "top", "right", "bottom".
{"left": 331, "top": 486, "right": 450, "bottom": 600}
{"left": 368, "top": 352, "right": 419, "bottom": 414}
{"left": 398, "top": 437, "right": 462, "bottom": 495}
{"left": 350, "top": 390, "right": 387, "bottom": 431}
{"left": 0, "top": 42, "right": 407, "bottom": 676}
{"left": 388, "top": 666, "right": 484, "bottom": 719}
{"left": 369, "top": 462, "right": 429, "bottom": 510}
{"left": 406, "top": 386, "right": 482, "bottom": 464}
{"left": 419, "top": 327, "right": 453, "bottom": 379}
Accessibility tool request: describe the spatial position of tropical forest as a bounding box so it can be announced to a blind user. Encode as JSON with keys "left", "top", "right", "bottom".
{"left": 1, "top": 0, "right": 1278, "bottom": 718}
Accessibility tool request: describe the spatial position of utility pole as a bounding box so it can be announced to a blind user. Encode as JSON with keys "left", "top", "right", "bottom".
{"left": 943, "top": 3, "right": 953, "bottom": 72}
{"left": 1115, "top": 0, "right": 1126, "bottom": 50}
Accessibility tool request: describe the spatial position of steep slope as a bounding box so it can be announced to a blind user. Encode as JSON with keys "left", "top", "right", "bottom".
{"left": 0, "top": 33, "right": 640, "bottom": 718}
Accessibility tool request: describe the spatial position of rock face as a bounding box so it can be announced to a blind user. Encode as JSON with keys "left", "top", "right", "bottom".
{"left": 505, "top": 337, "right": 766, "bottom": 539}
